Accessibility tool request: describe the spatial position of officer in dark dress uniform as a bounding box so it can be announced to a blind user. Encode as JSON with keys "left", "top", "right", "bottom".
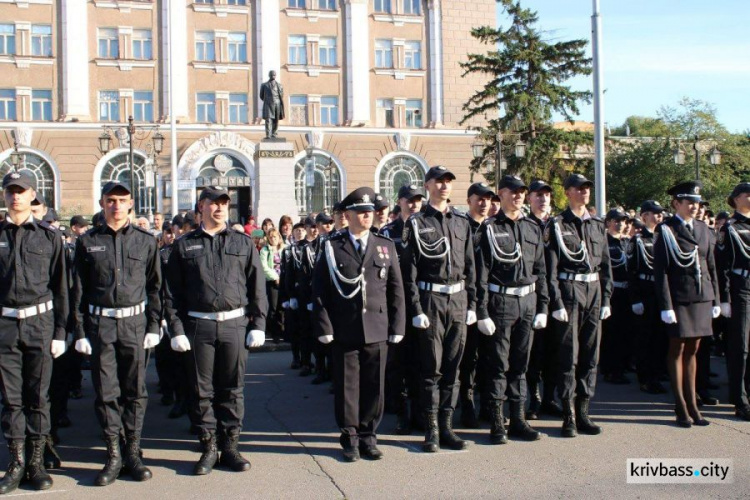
{"left": 311, "top": 211, "right": 335, "bottom": 385}
{"left": 716, "top": 181, "right": 750, "bottom": 421}
{"left": 72, "top": 181, "right": 161, "bottom": 486}
{"left": 280, "top": 221, "right": 307, "bottom": 369}
{"left": 0, "top": 171, "right": 68, "bottom": 494}
{"left": 313, "top": 187, "right": 406, "bottom": 462}
{"left": 475, "top": 175, "right": 548, "bottom": 444}
{"left": 165, "top": 186, "right": 267, "bottom": 475}
{"left": 544, "top": 173, "right": 613, "bottom": 438}
{"left": 401, "top": 165, "right": 477, "bottom": 452}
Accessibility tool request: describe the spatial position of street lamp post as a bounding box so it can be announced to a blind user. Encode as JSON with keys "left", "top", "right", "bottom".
{"left": 304, "top": 145, "right": 315, "bottom": 214}
{"left": 9, "top": 138, "right": 22, "bottom": 172}
{"left": 471, "top": 132, "right": 526, "bottom": 191}
{"left": 673, "top": 135, "right": 721, "bottom": 181}
{"left": 323, "top": 158, "right": 335, "bottom": 212}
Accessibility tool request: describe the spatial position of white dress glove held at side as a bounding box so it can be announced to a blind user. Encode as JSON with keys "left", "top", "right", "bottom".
{"left": 75, "top": 338, "right": 92, "bottom": 356}
{"left": 412, "top": 314, "right": 430, "bottom": 329}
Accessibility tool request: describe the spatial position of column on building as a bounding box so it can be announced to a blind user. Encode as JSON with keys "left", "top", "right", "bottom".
{"left": 161, "top": 0, "right": 189, "bottom": 120}
{"left": 344, "top": 0, "right": 370, "bottom": 125}
{"left": 61, "top": 0, "right": 90, "bottom": 120}
{"left": 427, "top": 0, "right": 443, "bottom": 126}
{"left": 255, "top": 0, "right": 282, "bottom": 120}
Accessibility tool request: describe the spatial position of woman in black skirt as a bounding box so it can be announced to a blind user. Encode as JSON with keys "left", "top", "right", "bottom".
{"left": 654, "top": 181, "right": 720, "bottom": 427}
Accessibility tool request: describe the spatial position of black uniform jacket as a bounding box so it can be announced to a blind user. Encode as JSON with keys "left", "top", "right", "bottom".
{"left": 715, "top": 212, "right": 750, "bottom": 303}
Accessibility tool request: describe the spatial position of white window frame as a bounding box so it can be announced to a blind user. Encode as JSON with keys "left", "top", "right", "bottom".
{"left": 320, "top": 96, "right": 339, "bottom": 126}
{"left": 195, "top": 31, "right": 216, "bottom": 62}
{"left": 133, "top": 91, "right": 153, "bottom": 122}
{"left": 374, "top": 0, "right": 391, "bottom": 13}
{"left": 228, "top": 33, "right": 247, "bottom": 63}
{"left": 132, "top": 29, "right": 152, "bottom": 60}
{"left": 405, "top": 99, "right": 422, "bottom": 128}
{"left": 288, "top": 0, "right": 305, "bottom": 8}
{"left": 0, "top": 89, "right": 16, "bottom": 121}
{"left": 375, "top": 39, "right": 393, "bottom": 69}
{"left": 228, "top": 93, "right": 248, "bottom": 123}
{"left": 404, "top": 40, "right": 421, "bottom": 69}
{"left": 319, "top": 0, "right": 336, "bottom": 9}
{"left": 0, "top": 25, "right": 15, "bottom": 56}
{"left": 31, "top": 90, "right": 52, "bottom": 121}
{"left": 99, "top": 90, "right": 120, "bottom": 122}
{"left": 318, "top": 37, "right": 336, "bottom": 67}
{"left": 288, "top": 35, "right": 307, "bottom": 65}
{"left": 403, "top": 0, "right": 420, "bottom": 15}
{"left": 31, "top": 25, "right": 52, "bottom": 57}
{"left": 196, "top": 92, "right": 216, "bottom": 123}
{"left": 376, "top": 98, "right": 394, "bottom": 128}
{"left": 97, "top": 28, "right": 119, "bottom": 59}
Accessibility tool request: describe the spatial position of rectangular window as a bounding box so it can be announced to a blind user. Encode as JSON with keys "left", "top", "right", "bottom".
{"left": 289, "top": 95, "right": 308, "bottom": 125}
{"left": 31, "top": 90, "right": 52, "bottom": 121}
{"left": 0, "top": 89, "right": 16, "bottom": 121}
{"left": 403, "top": 0, "right": 420, "bottom": 15}
{"left": 99, "top": 91, "right": 120, "bottom": 122}
{"left": 288, "top": 0, "right": 305, "bottom": 7}
{"left": 228, "top": 93, "right": 248, "bottom": 123}
{"left": 0, "top": 25, "right": 15, "bottom": 56}
{"left": 133, "top": 91, "right": 153, "bottom": 122}
{"left": 404, "top": 40, "right": 421, "bottom": 69}
{"left": 195, "top": 32, "right": 215, "bottom": 62}
{"left": 31, "top": 25, "right": 52, "bottom": 57}
{"left": 374, "top": 0, "right": 390, "bottom": 13}
{"left": 97, "top": 28, "right": 119, "bottom": 59}
{"left": 319, "top": 0, "right": 336, "bottom": 9}
{"left": 318, "top": 37, "right": 336, "bottom": 67}
{"left": 320, "top": 96, "right": 339, "bottom": 126}
{"left": 376, "top": 98, "right": 394, "bottom": 128}
{"left": 375, "top": 39, "right": 393, "bottom": 68}
{"left": 195, "top": 0, "right": 214, "bottom": 3}
{"left": 405, "top": 99, "right": 422, "bottom": 127}
{"left": 227, "top": 0, "right": 246, "bottom": 4}
{"left": 228, "top": 33, "right": 247, "bottom": 63}
{"left": 196, "top": 92, "right": 216, "bottom": 123}
{"left": 132, "top": 29, "right": 152, "bottom": 60}
{"left": 288, "top": 35, "right": 306, "bottom": 65}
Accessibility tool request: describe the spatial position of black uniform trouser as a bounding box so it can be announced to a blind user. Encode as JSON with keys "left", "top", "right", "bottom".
{"left": 296, "top": 308, "right": 313, "bottom": 368}
{"left": 527, "top": 322, "right": 559, "bottom": 401}
{"left": 185, "top": 316, "right": 247, "bottom": 435}
{"left": 556, "top": 281, "right": 601, "bottom": 401}
{"left": 418, "top": 290, "right": 467, "bottom": 412}
{"left": 155, "top": 329, "right": 188, "bottom": 402}
{"left": 600, "top": 288, "right": 630, "bottom": 377}
{"left": 284, "top": 305, "right": 300, "bottom": 363}
{"left": 0, "top": 314, "right": 53, "bottom": 440}
{"left": 487, "top": 293, "right": 535, "bottom": 403}
{"left": 333, "top": 341, "right": 386, "bottom": 448}
{"left": 314, "top": 339, "right": 331, "bottom": 377}
{"left": 635, "top": 289, "right": 668, "bottom": 385}
{"left": 385, "top": 325, "right": 420, "bottom": 411}
{"left": 50, "top": 345, "right": 75, "bottom": 426}
{"left": 87, "top": 313, "right": 148, "bottom": 438}
{"left": 266, "top": 281, "right": 282, "bottom": 341}
{"left": 458, "top": 323, "right": 481, "bottom": 404}
{"left": 727, "top": 290, "right": 750, "bottom": 407}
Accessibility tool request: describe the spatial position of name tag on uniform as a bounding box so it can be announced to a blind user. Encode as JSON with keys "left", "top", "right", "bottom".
{"left": 494, "top": 232, "right": 510, "bottom": 238}
{"left": 738, "top": 229, "right": 750, "bottom": 234}
{"left": 0, "top": 242, "right": 8, "bottom": 248}
{"left": 561, "top": 231, "right": 575, "bottom": 236}
{"left": 186, "top": 245, "right": 204, "bottom": 251}
{"left": 87, "top": 246, "right": 106, "bottom": 253}
{"left": 418, "top": 227, "right": 435, "bottom": 234}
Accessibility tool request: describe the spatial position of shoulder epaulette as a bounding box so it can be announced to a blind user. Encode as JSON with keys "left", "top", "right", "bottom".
{"left": 37, "top": 220, "right": 57, "bottom": 232}
{"left": 132, "top": 225, "right": 154, "bottom": 237}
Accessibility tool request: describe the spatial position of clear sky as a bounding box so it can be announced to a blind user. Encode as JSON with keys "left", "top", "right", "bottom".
{"left": 494, "top": 0, "right": 750, "bottom": 133}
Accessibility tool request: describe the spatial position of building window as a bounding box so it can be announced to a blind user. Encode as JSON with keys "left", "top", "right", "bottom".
{"left": 0, "top": 89, "right": 16, "bottom": 121}
{"left": 318, "top": 37, "right": 336, "bottom": 67}
{"left": 0, "top": 153, "right": 56, "bottom": 209}
{"left": 227, "top": 0, "right": 246, "bottom": 4}
{"left": 376, "top": 99, "right": 394, "bottom": 128}
{"left": 99, "top": 91, "right": 120, "bottom": 122}
{"left": 195, "top": 0, "right": 214, "bottom": 3}
{"left": 289, "top": 95, "right": 308, "bottom": 125}
{"left": 403, "top": 0, "right": 420, "bottom": 15}
{"left": 100, "top": 153, "right": 153, "bottom": 215}
{"left": 405, "top": 99, "right": 423, "bottom": 127}
{"left": 228, "top": 33, "right": 247, "bottom": 63}
{"left": 378, "top": 155, "right": 424, "bottom": 203}
{"left": 404, "top": 41, "right": 421, "bottom": 69}
{"left": 374, "top": 0, "right": 391, "bottom": 13}
{"left": 288, "top": 0, "right": 305, "bottom": 8}
{"left": 0, "top": 25, "right": 15, "bottom": 56}
{"left": 319, "top": 0, "right": 336, "bottom": 9}
{"left": 288, "top": 35, "right": 306, "bottom": 65}
{"left": 31, "top": 25, "right": 52, "bottom": 57}
{"left": 196, "top": 92, "right": 216, "bottom": 123}
{"left": 375, "top": 39, "right": 393, "bottom": 68}
{"left": 133, "top": 91, "right": 153, "bottom": 122}
{"left": 132, "top": 29, "right": 152, "bottom": 60}
{"left": 97, "top": 28, "right": 119, "bottom": 59}
{"left": 31, "top": 90, "right": 52, "bottom": 121}
{"left": 229, "top": 93, "right": 248, "bottom": 123}
{"left": 294, "top": 153, "right": 341, "bottom": 214}
{"left": 320, "top": 96, "right": 338, "bottom": 126}
{"left": 195, "top": 32, "right": 215, "bottom": 62}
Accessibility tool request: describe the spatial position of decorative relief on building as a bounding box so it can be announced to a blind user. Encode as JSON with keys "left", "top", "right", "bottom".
{"left": 395, "top": 132, "right": 411, "bottom": 151}
{"left": 12, "top": 127, "right": 32, "bottom": 147}
{"left": 178, "top": 132, "right": 257, "bottom": 179}
{"left": 258, "top": 150, "right": 294, "bottom": 158}
{"left": 306, "top": 130, "right": 325, "bottom": 149}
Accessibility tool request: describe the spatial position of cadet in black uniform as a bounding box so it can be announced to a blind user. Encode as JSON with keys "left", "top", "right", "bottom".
{"left": 475, "top": 175, "right": 548, "bottom": 444}
{"left": 544, "top": 173, "right": 613, "bottom": 438}
{"left": 285, "top": 216, "right": 317, "bottom": 376}
{"left": 165, "top": 186, "right": 266, "bottom": 475}
{"left": 716, "top": 182, "right": 750, "bottom": 421}
{"left": 313, "top": 187, "right": 406, "bottom": 461}
{"left": 401, "top": 165, "right": 477, "bottom": 452}
{"left": 372, "top": 194, "right": 390, "bottom": 232}
{"left": 653, "top": 181, "right": 720, "bottom": 428}
{"left": 311, "top": 211, "right": 334, "bottom": 385}
{"left": 280, "top": 221, "right": 306, "bottom": 369}
{"left": 0, "top": 171, "right": 68, "bottom": 494}
{"left": 72, "top": 181, "right": 161, "bottom": 486}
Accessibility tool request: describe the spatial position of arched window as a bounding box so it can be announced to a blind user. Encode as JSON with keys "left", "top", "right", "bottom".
{"left": 294, "top": 153, "right": 341, "bottom": 215}
{"left": 99, "top": 153, "right": 154, "bottom": 215}
{"left": 378, "top": 155, "right": 425, "bottom": 204}
{"left": 0, "top": 152, "right": 56, "bottom": 209}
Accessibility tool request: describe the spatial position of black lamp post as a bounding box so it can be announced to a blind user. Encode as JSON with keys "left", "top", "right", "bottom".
{"left": 674, "top": 135, "right": 721, "bottom": 181}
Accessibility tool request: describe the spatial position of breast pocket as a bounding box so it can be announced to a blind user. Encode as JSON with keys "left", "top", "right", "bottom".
{"left": 126, "top": 247, "right": 147, "bottom": 279}
{"left": 225, "top": 244, "right": 249, "bottom": 283}
{"left": 85, "top": 251, "right": 113, "bottom": 288}
{"left": 522, "top": 234, "right": 539, "bottom": 269}
{"left": 452, "top": 226, "right": 467, "bottom": 262}
{"left": 25, "top": 244, "right": 52, "bottom": 286}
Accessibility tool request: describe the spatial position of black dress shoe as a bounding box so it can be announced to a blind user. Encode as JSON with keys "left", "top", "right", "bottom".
{"left": 674, "top": 407, "right": 692, "bottom": 428}
{"left": 540, "top": 399, "right": 564, "bottom": 417}
{"left": 698, "top": 393, "right": 719, "bottom": 406}
{"left": 342, "top": 445, "right": 360, "bottom": 462}
{"left": 359, "top": 444, "right": 383, "bottom": 460}
{"left": 69, "top": 388, "right": 83, "bottom": 400}
{"left": 735, "top": 405, "right": 750, "bottom": 421}
{"left": 299, "top": 366, "right": 312, "bottom": 377}
{"left": 290, "top": 361, "right": 300, "bottom": 370}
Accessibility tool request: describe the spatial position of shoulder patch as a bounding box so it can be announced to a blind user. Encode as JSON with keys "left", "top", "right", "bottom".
{"left": 37, "top": 221, "right": 57, "bottom": 232}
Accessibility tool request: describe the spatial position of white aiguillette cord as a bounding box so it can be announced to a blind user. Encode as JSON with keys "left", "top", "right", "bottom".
{"left": 410, "top": 216, "right": 452, "bottom": 275}
{"left": 727, "top": 224, "right": 750, "bottom": 260}
{"left": 486, "top": 223, "right": 522, "bottom": 264}
{"left": 554, "top": 220, "right": 590, "bottom": 271}
{"left": 636, "top": 235, "right": 654, "bottom": 270}
{"left": 660, "top": 224, "right": 701, "bottom": 294}
{"left": 324, "top": 239, "right": 366, "bottom": 311}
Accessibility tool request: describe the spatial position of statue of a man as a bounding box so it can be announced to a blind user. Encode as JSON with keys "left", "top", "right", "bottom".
{"left": 259, "top": 70, "right": 285, "bottom": 139}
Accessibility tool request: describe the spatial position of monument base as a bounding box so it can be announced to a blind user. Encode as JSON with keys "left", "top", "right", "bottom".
{"left": 255, "top": 141, "right": 299, "bottom": 225}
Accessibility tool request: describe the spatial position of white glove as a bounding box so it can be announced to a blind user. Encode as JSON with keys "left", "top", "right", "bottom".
{"left": 532, "top": 313, "right": 547, "bottom": 330}
{"left": 75, "top": 338, "right": 92, "bottom": 355}
{"left": 632, "top": 303, "right": 645, "bottom": 316}
{"left": 318, "top": 335, "right": 334, "bottom": 344}
{"left": 51, "top": 340, "right": 66, "bottom": 359}
{"left": 412, "top": 314, "right": 430, "bottom": 329}
{"left": 143, "top": 333, "right": 160, "bottom": 349}
{"left": 307, "top": 303, "right": 313, "bottom": 312}
{"left": 282, "top": 301, "right": 290, "bottom": 309}
{"left": 720, "top": 302, "right": 731, "bottom": 318}
{"left": 552, "top": 308, "right": 569, "bottom": 323}
{"left": 246, "top": 330, "right": 266, "bottom": 348}
{"left": 388, "top": 335, "right": 404, "bottom": 344}
{"left": 466, "top": 310, "right": 477, "bottom": 326}
{"left": 600, "top": 306, "right": 612, "bottom": 321}
{"left": 290, "top": 298, "right": 299, "bottom": 310}
{"left": 477, "top": 318, "right": 496, "bottom": 336}
{"left": 712, "top": 306, "right": 721, "bottom": 319}
{"left": 661, "top": 310, "right": 677, "bottom": 324}
{"left": 171, "top": 335, "right": 191, "bottom": 352}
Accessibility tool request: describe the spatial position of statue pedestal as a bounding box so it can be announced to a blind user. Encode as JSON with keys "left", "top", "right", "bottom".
{"left": 255, "top": 141, "right": 298, "bottom": 224}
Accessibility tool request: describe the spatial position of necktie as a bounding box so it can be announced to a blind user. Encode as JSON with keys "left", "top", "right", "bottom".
{"left": 686, "top": 223, "right": 693, "bottom": 235}
{"left": 356, "top": 239, "right": 365, "bottom": 259}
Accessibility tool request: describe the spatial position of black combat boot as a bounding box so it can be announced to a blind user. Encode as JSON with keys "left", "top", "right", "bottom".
{"left": 394, "top": 395, "right": 412, "bottom": 435}
{"left": 575, "top": 397, "right": 602, "bottom": 435}
{"left": 193, "top": 432, "right": 218, "bottom": 475}
{"left": 460, "top": 389, "right": 479, "bottom": 429}
{"left": 489, "top": 400, "right": 508, "bottom": 445}
{"left": 218, "top": 430, "right": 251, "bottom": 472}
{"left": 94, "top": 435, "right": 122, "bottom": 486}
{"left": 123, "top": 434, "right": 152, "bottom": 481}
{"left": 26, "top": 437, "right": 53, "bottom": 491}
{"left": 422, "top": 410, "right": 439, "bottom": 453}
{"left": 508, "top": 401, "right": 541, "bottom": 441}
{"left": 561, "top": 399, "right": 577, "bottom": 438}
{"left": 0, "top": 440, "right": 25, "bottom": 494}
{"left": 525, "top": 381, "right": 542, "bottom": 420}
{"left": 438, "top": 409, "right": 467, "bottom": 450}
{"left": 43, "top": 435, "right": 61, "bottom": 470}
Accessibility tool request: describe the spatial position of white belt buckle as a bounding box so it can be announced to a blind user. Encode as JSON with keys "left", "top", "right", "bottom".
{"left": 114, "top": 308, "right": 122, "bottom": 319}
{"left": 217, "top": 311, "right": 226, "bottom": 322}
{"left": 18, "top": 308, "right": 27, "bottom": 320}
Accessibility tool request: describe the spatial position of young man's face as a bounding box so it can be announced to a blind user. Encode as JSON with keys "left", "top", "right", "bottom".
{"left": 99, "top": 189, "right": 133, "bottom": 223}
{"left": 4, "top": 186, "right": 34, "bottom": 214}
{"left": 425, "top": 177, "right": 452, "bottom": 202}
{"left": 565, "top": 185, "right": 590, "bottom": 207}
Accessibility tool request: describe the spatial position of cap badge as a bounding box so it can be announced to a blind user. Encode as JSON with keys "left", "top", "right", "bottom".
{"left": 409, "top": 184, "right": 416, "bottom": 189}
{"left": 375, "top": 195, "right": 382, "bottom": 201}
{"left": 480, "top": 182, "right": 488, "bottom": 187}
{"left": 512, "top": 175, "right": 521, "bottom": 180}
{"left": 694, "top": 186, "right": 699, "bottom": 194}
{"left": 10, "top": 172, "right": 20, "bottom": 179}
{"left": 362, "top": 194, "right": 371, "bottom": 203}
{"left": 437, "top": 166, "right": 446, "bottom": 171}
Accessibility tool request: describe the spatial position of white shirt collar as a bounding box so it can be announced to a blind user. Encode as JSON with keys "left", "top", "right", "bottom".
{"left": 674, "top": 214, "right": 693, "bottom": 229}
{"left": 349, "top": 230, "right": 370, "bottom": 252}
